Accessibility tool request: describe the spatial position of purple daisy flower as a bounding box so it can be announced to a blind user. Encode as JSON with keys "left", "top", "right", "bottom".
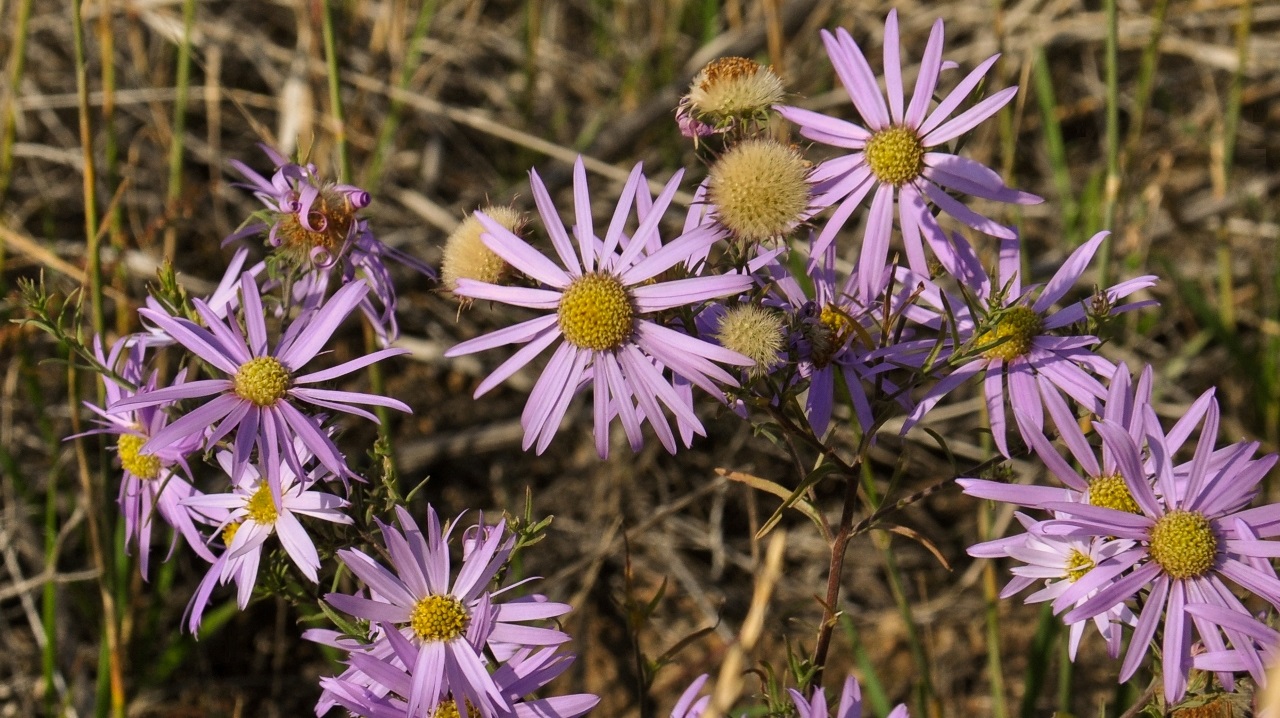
{"left": 969, "top": 512, "right": 1136, "bottom": 660}
{"left": 1037, "top": 407, "right": 1280, "bottom": 702}
{"left": 776, "top": 10, "right": 1041, "bottom": 297}
{"left": 445, "top": 157, "right": 754, "bottom": 457}
{"left": 904, "top": 231, "right": 1157, "bottom": 457}
{"left": 181, "top": 449, "right": 350, "bottom": 632}
{"left": 111, "top": 273, "right": 410, "bottom": 501}
{"left": 668, "top": 674, "right": 714, "bottom": 718}
{"left": 789, "top": 675, "right": 908, "bottom": 718}
{"left": 322, "top": 636, "right": 599, "bottom": 718}
{"left": 321, "top": 506, "right": 572, "bottom": 718}
{"left": 957, "top": 363, "right": 1160, "bottom": 512}
{"left": 78, "top": 338, "right": 216, "bottom": 577}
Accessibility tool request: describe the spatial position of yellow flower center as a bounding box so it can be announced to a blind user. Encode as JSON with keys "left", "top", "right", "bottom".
{"left": 557, "top": 273, "right": 634, "bottom": 351}
{"left": 433, "top": 701, "right": 460, "bottom": 718}
{"left": 978, "top": 306, "right": 1043, "bottom": 361}
{"left": 409, "top": 595, "right": 471, "bottom": 643}
{"left": 245, "top": 483, "right": 279, "bottom": 525}
{"left": 117, "top": 433, "right": 161, "bottom": 480}
{"left": 808, "top": 303, "right": 854, "bottom": 368}
{"left": 1148, "top": 510, "right": 1217, "bottom": 579}
{"left": 233, "top": 356, "right": 291, "bottom": 406}
{"left": 1064, "top": 549, "right": 1094, "bottom": 582}
{"left": 222, "top": 521, "right": 242, "bottom": 546}
{"left": 863, "top": 126, "right": 925, "bottom": 186}
{"left": 1086, "top": 473, "right": 1142, "bottom": 515}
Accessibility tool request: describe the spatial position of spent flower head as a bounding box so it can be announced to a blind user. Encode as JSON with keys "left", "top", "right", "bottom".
{"left": 676, "top": 56, "right": 785, "bottom": 138}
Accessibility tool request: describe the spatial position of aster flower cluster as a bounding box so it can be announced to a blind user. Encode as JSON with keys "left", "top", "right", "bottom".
{"left": 34, "top": 4, "right": 1280, "bottom": 716}
{"left": 53, "top": 146, "right": 604, "bottom": 716}
{"left": 310, "top": 507, "right": 598, "bottom": 718}
{"left": 964, "top": 363, "right": 1280, "bottom": 702}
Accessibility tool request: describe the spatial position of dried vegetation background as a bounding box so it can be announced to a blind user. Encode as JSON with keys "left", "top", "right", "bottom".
{"left": 1, "top": 0, "right": 1278, "bottom": 716}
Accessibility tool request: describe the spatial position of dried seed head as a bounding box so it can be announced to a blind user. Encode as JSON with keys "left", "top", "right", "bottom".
{"left": 440, "top": 206, "right": 525, "bottom": 296}
{"left": 686, "top": 57, "right": 785, "bottom": 123}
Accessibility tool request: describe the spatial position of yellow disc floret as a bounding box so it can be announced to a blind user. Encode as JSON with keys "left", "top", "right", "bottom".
{"left": 1064, "top": 549, "right": 1094, "bottom": 582}
{"left": 410, "top": 595, "right": 471, "bottom": 643}
{"left": 433, "top": 701, "right": 461, "bottom": 718}
{"left": 1087, "top": 473, "right": 1142, "bottom": 515}
{"left": 978, "top": 306, "right": 1043, "bottom": 361}
{"left": 245, "top": 483, "right": 279, "bottom": 525}
{"left": 233, "top": 356, "right": 292, "bottom": 407}
{"left": 1148, "top": 510, "right": 1217, "bottom": 579}
{"left": 687, "top": 57, "right": 785, "bottom": 121}
{"left": 557, "top": 273, "right": 634, "bottom": 351}
{"left": 863, "top": 126, "right": 926, "bottom": 187}
{"left": 708, "top": 138, "right": 811, "bottom": 242}
{"left": 715, "top": 305, "right": 785, "bottom": 372}
{"left": 117, "top": 433, "right": 161, "bottom": 480}
{"left": 807, "top": 303, "right": 856, "bottom": 368}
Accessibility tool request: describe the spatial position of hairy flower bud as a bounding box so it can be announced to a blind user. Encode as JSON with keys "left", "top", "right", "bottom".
{"left": 441, "top": 206, "right": 525, "bottom": 298}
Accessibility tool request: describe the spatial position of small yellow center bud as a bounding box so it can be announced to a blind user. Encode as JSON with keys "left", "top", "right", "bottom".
{"left": 687, "top": 57, "right": 785, "bottom": 121}
{"left": 233, "top": 357, "right": 291, "bottom": 407}
{"left": 117, "top": 433, "right": 161, "bottom": 480}
{"left": 557, "top": 273, "right": 634, "bottom": 351}
{"left": 1087, "top": 473, "right": 1142, "bottom": 515}
{"left": 409, "top": 595, "right": 471, "bottom": 642}
{"left": 245, "top": 483, "right": 279, "bottom": 525}
{"left": 977, "top": 306, "right": 1043, "bottom": 361}
{"left": 715, "top": 305, "right": 785, "bottom": 372}
{"left": 440, "top": 206, "right": 524, "bottom": 295}
{"left": 1148, "top": 510, "right": 1217, "bottom": 579}
{"left": 1064, "top": 549, "right": 1094, "bottom": 582}
{"left": 807, "top": 303, "right": 855, "bottom": 368}
{"left": 708, "top": 138, "right": 811, "bottom": 242}
{"left": 863, "top": 126, "right": 925, "bottom": 187}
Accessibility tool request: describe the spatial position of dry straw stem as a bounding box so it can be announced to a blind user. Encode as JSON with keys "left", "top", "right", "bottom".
{"left": 703, "top": 529, "right": 786, "bottom": 718}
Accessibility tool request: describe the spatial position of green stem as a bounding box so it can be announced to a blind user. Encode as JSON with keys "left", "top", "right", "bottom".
{"left": 162, "top": 0, "right": 196, "bottom": 264}
{"left": 320, "top": 0, "right": 350, "bottom": 183}
{"left": 362, "top": 0, "right": 439, "bottom": 187}
{"left": 1098, "top": 0, "right": 1120, "bottom": 287}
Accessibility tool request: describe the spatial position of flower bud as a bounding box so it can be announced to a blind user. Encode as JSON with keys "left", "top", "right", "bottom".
{"left": 441, "top": 206, "right": 524, "bottom": 298}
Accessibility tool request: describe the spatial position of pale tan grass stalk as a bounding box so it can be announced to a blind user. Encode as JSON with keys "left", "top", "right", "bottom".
{"left": 702, "top": 529, "right": 786, "bottom": 718}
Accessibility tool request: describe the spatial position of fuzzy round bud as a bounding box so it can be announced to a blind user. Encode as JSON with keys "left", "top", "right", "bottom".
{"left": 440, "top": 206, "right": 524, "bottom": 296}
{"left": 707, "top": 138, "right": 811, "bottom": 242}
{"left": 715, "top": 305, "right": 785, "bottom": 373}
